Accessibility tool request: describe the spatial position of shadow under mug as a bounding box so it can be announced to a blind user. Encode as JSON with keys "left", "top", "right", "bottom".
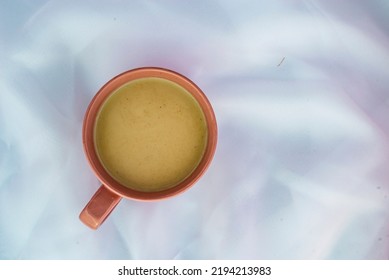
{"left": 79, "top": 67, "right": 217, "bottom": 229}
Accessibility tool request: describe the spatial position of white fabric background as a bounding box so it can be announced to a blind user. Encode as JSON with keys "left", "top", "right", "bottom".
{"left": 1, "top": 0, "right": 389, "bottom": 259}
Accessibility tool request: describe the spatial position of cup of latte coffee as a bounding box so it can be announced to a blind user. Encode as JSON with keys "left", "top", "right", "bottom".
{"left": 80, "top": 67, "right": 217, "bottom": 229}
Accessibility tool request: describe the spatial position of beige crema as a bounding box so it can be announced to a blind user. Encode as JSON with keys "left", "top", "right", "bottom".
{"left": 94, "top": 77, "right": 207, "bottom": 192}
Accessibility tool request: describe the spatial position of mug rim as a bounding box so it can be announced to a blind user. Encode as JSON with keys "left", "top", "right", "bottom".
{"left": 82, "top": 67, "right": 217, "bottom": 200}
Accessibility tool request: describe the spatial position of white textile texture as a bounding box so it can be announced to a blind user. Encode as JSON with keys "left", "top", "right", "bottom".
{"left": 1, "top": 0, "right": 389, "bottom": 259}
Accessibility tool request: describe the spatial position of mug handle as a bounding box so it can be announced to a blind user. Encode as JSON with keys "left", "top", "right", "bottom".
{"left": 79, "top": 185, "right": 122, "bottom": 229}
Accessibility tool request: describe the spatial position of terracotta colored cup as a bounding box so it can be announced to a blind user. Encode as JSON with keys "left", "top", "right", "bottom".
{"left": 79, "top": 67, "right": 217, "bottom": 229}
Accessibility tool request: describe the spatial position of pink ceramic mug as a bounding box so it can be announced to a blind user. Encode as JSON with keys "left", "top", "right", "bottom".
{"left": 79, "top": 67, "right": 217, "bottom": 229}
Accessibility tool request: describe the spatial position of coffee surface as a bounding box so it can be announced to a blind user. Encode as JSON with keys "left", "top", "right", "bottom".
{"left": 94, "top": 77, "right": 207, "bottom": 192}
